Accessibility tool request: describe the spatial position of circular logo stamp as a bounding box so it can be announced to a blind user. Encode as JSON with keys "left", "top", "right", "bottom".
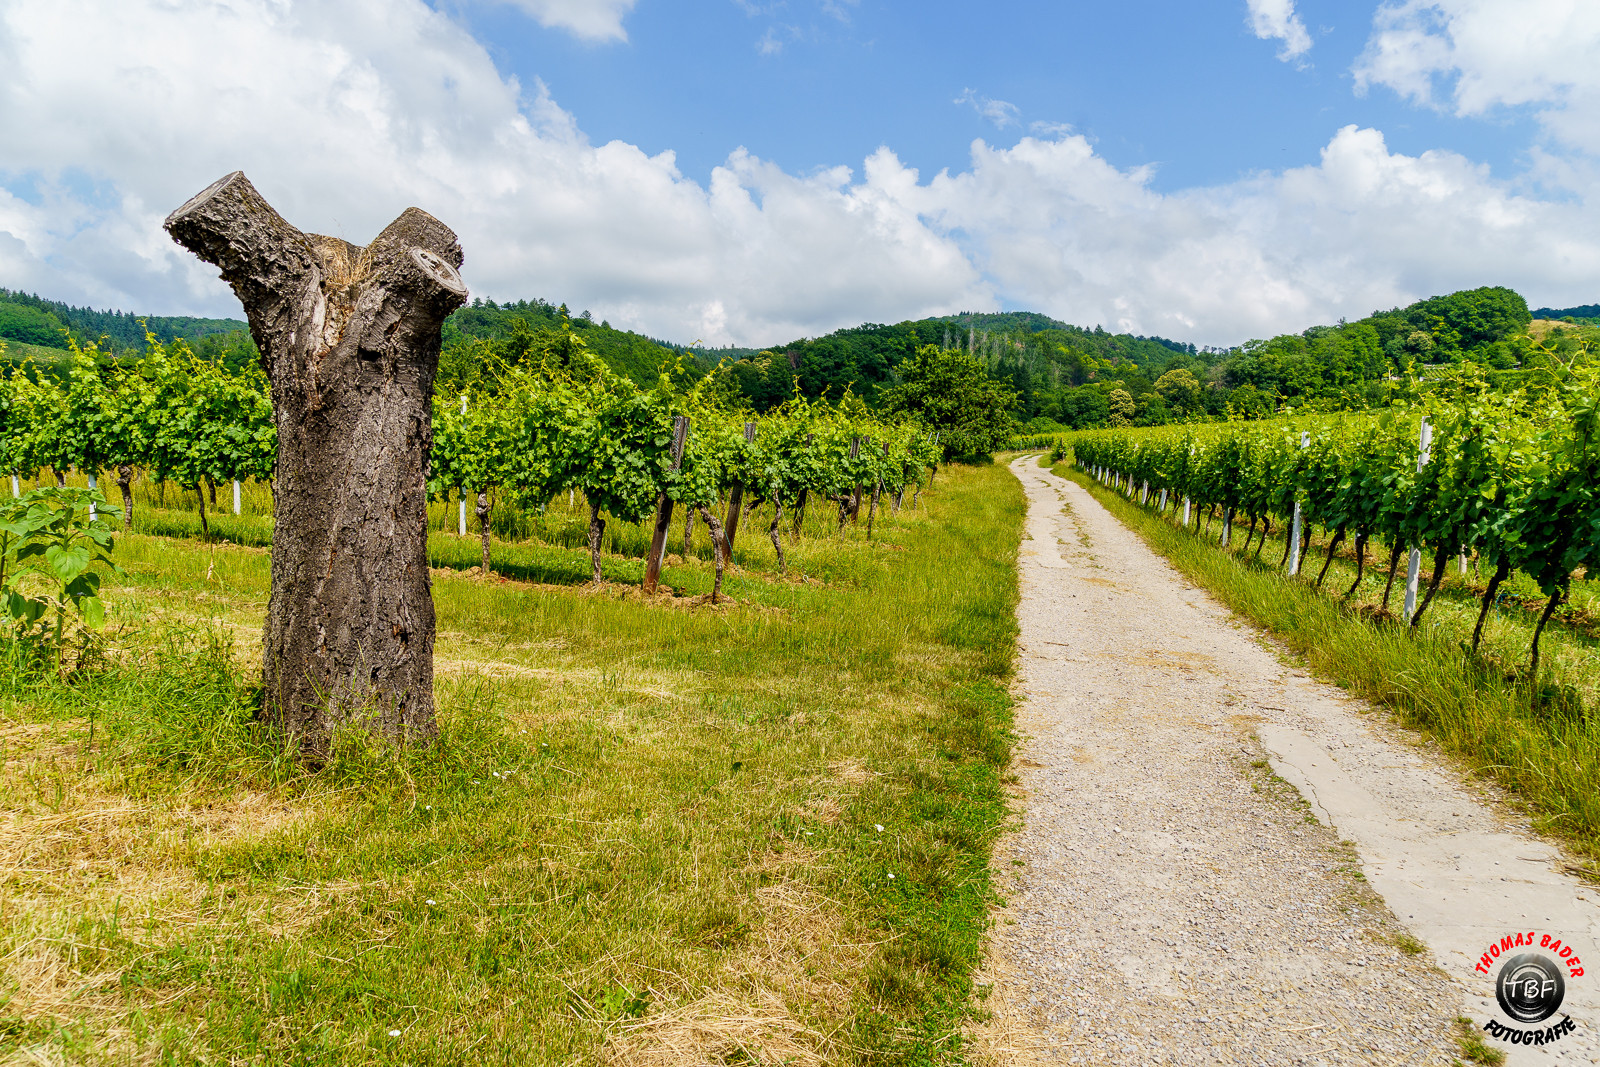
{"left": 1496, "top": 952, "right": 1565, "bottom": 1023}
{"left": 1473, "top": 931, "right": 1584, "bottom": 1048}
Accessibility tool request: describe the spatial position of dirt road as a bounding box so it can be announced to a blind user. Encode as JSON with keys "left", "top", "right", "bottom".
{"left": 976, "top": 456, "right": 1599, "bottom": 1066}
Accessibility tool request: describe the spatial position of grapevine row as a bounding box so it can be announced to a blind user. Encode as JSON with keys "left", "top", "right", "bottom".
{"left": 0, "top": 333, "right": 941, "bottom": 598}
{"left": 1069, "top": 361, "right": 1600, "bottom": 678}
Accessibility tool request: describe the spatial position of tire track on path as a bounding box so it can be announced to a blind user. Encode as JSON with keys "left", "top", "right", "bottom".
{"left": 976, "top": 456, "right": 1597, "bottom": 1065}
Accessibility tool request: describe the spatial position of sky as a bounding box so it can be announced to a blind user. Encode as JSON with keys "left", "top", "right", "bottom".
{"left": 1, "top": 0, "right": 1598, "bottom": 348}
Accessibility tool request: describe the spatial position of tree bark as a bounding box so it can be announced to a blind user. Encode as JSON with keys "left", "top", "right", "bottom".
{"left": 697, "top": 506, "right": 729, "bottom": 604}
{"left": 1344, "top": 532, "right": 1368, "bottom": 599}
{"left": 1529, "top": 589, "right": 1565, "bottom": 684}
{"left": 723, "top": 422, "right": 758, "bottom": 552}
{"left": 769, "top": 498, "right": 786, "bottom": 573}
{"left": 867, "top": 479, "right": 881, "bottom": 539}
{"left": 588, "top": 501, "right": 606, "bottom": 585}
{"left": 166, "top": 171, "right": 467, "bottom": 757}
{"left": 476, "top": 490, "right": 491, "bottom": 574}
{"left": 1315, "top": 526, "right": 1346, "bottom": 588}
{"left": 1471, "top": 555, "right": 1511, "bottom": 652}
{"left": 791, "top": 489, "right": 807, "bottom": 540}
{"left": 117, "top": 465, "right": 133, "bottom": 531}
{"left": 1380, "top": 540, "right": 1404, "bottom": 613}
{"left": 682, "top": 506, "right": 695, "bottom": 556}
{"left": 1410, "top": 543, "right": 1451, "bottom": 627}
{"left": 195, "top": 484, "right": 209, "bottom": 541}
{"left": 643, "top": 416, "right": 689, "bottom": 595}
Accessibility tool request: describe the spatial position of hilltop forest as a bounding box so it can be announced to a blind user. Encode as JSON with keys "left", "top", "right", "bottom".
{"left": 1, "top": 283, "right": 1592, "bottom": 433}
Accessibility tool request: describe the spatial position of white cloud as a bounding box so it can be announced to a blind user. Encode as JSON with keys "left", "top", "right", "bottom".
{"left": 956, "top": 89, "right": 1021, "bottom": 129}
{"left": 1, "top": 0, "right": 1599, "bottom": 350}
{"left": 1246, "top": 0, "right": 1312, "bottom": 61}
{"left": 493, "top": 0, "right": 636, "bottom": 42}
{"left": 1354, "top": 1, "right": 1600, "bottom": 153}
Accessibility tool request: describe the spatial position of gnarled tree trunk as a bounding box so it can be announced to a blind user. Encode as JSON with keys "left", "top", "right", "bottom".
{"left": 166, "top": 171, "right": 467, "bottom": 757}
{"left": 117, "top": 465, "right": 134, "bottom": 531}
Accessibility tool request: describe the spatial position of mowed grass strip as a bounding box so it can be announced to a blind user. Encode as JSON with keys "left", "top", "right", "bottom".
{"left": 0, "top": 461, "right": 1022, "bottom": 1066}
{"left": 1059, "top": 460, "right": 1600, "bottom": 869}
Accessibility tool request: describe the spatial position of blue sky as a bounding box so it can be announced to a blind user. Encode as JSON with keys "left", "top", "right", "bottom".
{"left": 1, "top": 0, "right": 1597, "bottom": 346}
{"left": 453, "top": 0, "right": 1530, "bottom": 192}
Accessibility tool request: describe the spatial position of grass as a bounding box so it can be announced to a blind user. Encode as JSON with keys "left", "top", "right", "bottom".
{"left": 1060, "top": 462, "right": 1600, "bottom": 868}
{"left": 0, "top": 462, "right": 1022, "bottom": 1065}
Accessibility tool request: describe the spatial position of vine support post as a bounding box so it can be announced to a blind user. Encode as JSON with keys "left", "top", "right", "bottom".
{"left": 457, "top": 394, "right": 468, "bottom": 537}
{"left": 723, "top": 421, "right": 757, "bottom": 550}
{"left": 1403, "top": 417, "right": 1433, "bottom": 621}
{"left": 1288, "top": 431, "right": 1309, "bottom": 575}
{"left": 86, "top": 473, "right": 97, "bottom": 522}
{"left": 232, "top": 479, "right": 242, "bottom": 515}
{"left": 9, "top": 474, "right": 16, "bottom": 498}
{"left": 849, "top": 436, "right": 863, "bottom": 524}
{"left": 643, "top": 416, "right": 690, "bottom": 595}
{"left": 1183, "top": 496, "right": 1191, "bottom": 526}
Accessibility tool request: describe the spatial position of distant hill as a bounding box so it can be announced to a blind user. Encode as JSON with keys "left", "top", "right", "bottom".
{"left": 1532, "top": 303, "right": 1600, "bottom": 324}
{"left": 441, "top": 297, "right": 710, "bottom": 389}
{"left": 0, "top": 288, "right": 246, "bottom": 352}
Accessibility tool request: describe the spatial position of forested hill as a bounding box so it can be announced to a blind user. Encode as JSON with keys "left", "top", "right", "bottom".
{"left": 440, "top": 298, "right": 709, "bottom": 390}
{"left": 711, "top": 285, "right": 1553, "bottom": 430}
{"left": 1533, "top": 303, "right": 1600, "bottom": 325}
{"left": 0, "top": 288, "right": 246, "bottom": 353}
{"left": 0, "top": 287, "right": 703, "bottom": 391}
{"left": 712, "top": 311, "right": 1200, "bottom": 410}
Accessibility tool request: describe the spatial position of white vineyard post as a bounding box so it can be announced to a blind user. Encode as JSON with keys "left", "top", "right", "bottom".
{"left": 1158, "top": 488, "right": 1168, "bottom": 513}
{"left": 86, "top": 473, "right": 97, "bottom": 522}
{"left": 1458, "top": 551, "right": 1467, "bottom": 576}
{"left": 1141, "top": 480, "right": 1149, "bottom": 506}
{"left": 1288, "top": 431, "right": 1309, "bottom": 575}
{"left": 1221, "top": 506, "right": 1232, "bottom": 548}
{"left": 9, "top": 474, "right": 16, "bottom": 498}
{"left": 232, "top": 479, "right": 242, "bottom": 516}
{"left": 1183, "top": 497, "right": 1191, "bottom": 526}
{"left": 1403, "top": 417, "right": 1433, "bottom": 620}
{"left": 457, "top": 393, "right": 468, "bottom": 537}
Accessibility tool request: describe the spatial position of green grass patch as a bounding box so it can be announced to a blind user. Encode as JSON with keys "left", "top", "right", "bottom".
{"left": 0, "top": 462, "right": 1021, "bottom": 1065}
{"left": 1062, "top": 464, "right": 1600, "bottom": 866}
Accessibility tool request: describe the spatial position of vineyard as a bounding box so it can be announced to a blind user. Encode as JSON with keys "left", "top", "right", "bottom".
{"left": 1069, "top": 358, "right": 1600, "bottom": 682}
{"left": 0, "top": 330, "right": 944, "bottom": 603}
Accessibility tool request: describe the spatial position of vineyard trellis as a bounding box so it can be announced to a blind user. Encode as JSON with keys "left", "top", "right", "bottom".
{"left": 1068, "top": 358, "right": 1600, "bottom": 684}
{"left": 0, "top": 330, "right": 945, "bottom": 606}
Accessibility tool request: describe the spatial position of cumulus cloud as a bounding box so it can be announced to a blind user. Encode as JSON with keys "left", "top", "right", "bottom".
{"left": 1246, "top": 0, "right": 1312, "bottom": 61}
{"left": 493, "top": 0, "right": 636, "bottom": 42}
{"left": 1, "top": 0, "right": 1598, "bottom": 349}
{"left": 1354, "top": 0, "right": 1600, "bottom": 153}
{"left": 956, "top": 89, "right": 1021, "bottom": 129}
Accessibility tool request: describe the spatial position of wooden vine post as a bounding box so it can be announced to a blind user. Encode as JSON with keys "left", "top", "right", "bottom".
{"left": 791, "top": 433, "right": 814, "bottom": 539}
{"left": 723, "top": 421, "right": 758, "bottom": 549}
{"left": 643, "top": 416, "right": 690, "bottom": 595}
{"left": 165, "top": 172, "right": 467, "bottom": 757}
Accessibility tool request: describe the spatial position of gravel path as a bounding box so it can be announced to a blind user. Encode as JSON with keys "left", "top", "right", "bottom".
{"left": 974, "top": 456, "right": 1598, "bottom": 1066}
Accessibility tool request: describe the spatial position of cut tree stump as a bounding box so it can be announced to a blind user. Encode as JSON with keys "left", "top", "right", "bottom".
{"left": 165, "top": 172, "right": 467, "bottom": 757}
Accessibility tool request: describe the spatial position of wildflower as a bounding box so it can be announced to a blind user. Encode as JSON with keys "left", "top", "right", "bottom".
{"left": 389, "top": 1030, "right": 401, "bottom": 1038}
{"left": 874, "top": 824, "right": 884, "bottom": 832}
{"left": 426, "top": 899, "right": 437, "bottom": 905}
{"left": 887, "top": 873, "right": 896, "bottom": 880}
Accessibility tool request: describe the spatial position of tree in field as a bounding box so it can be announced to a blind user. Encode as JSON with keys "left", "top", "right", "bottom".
{"left": 881, "top": 344, "right": 1017, "bottom": 460}
{"left": 1153, "top": 368, "right": 1202, "bottom": 419}
{"left": 166, "top": 172, "right": 467, "bottom": 758}
{"left": 1107, "top": 388, "right": 1136, "bottom": 427}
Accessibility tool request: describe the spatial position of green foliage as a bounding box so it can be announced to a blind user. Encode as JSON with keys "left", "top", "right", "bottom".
{"left": 0, "top": 287, "right": 247, "bottom": 352}
{"left": 0, "top": 486, "right": 121, "bottom": 661}
{"left": 882, "top": 345, "right": 1017, "bottom": 461}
